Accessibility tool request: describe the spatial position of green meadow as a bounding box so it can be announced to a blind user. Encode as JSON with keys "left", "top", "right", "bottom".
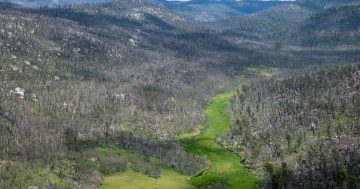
{"left": 101, "top": 90, "right": 256, "bottom": 189}
{"left": 182, "top": 91, "right": 256, "bottom": 189}
{"left": 100, "top": 169, "right": 194, "bottom": 189}
{"left": 240, "top": 66, "right": 277, "bottom": 77}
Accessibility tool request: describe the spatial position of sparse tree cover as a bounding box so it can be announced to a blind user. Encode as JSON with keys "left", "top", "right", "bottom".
{"left": 294, "top": 3, "right": 360, "bottom": 47}
{"left": 0, "top": 1, "right": 231, "bottom": 187}
{"left": 0, "top": 0, "right": 360, "bottom": 188}
{"left": 224, "top": 64, "right": 360, "bottom": 188}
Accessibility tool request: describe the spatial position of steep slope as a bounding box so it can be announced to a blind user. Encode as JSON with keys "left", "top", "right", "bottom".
{"left": 1, "top": 0, "right": 360, "bottom": 188}
{"left": 0, "top": 0, "right": 231, "bottom": 145}
{"left": 298, "top": 0, "right": 360, "bottom": 10}
{"left": 224, "top": 64, "right": 360, "bottom": 188}
{"left": 0, "top": 0, "right": 110, "bottom": 7}
{"left": 0, "top": 1, "right": 233, "bottom": 188}
{"left": 151, "top": 0, "right": 286, "bottom": 22}
{"left": 217, "top": 0, "right": 360, "bottom": 41}
{"left": 218, "top": 3, "right": 312, "bottom": 40}
{"left": 292, "top": 3, "right": 360, "bottom": 47}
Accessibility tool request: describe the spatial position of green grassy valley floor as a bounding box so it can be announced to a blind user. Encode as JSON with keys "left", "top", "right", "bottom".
{"left": 100, "top": 169, "right": 195, "bottom": 189}
{"left": 101, "top": 91, "right": 256, "bottom": 189}
{"left": 182, "top": 91, "right": 256, "bottom": 189}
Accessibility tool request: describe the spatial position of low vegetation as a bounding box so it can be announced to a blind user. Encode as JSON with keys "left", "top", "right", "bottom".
{"left": 182, "top": 91, "right": 257, "bottom": 189}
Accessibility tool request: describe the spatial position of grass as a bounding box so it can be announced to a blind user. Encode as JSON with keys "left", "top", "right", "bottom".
{"left": 182, "top": 91, "right": 257, "bottom": 189}
{"left": 335, "top": 45, "right": 360, "bottom": 51}
{"left": 177, "top": 124, "right": 204, "bottom": 140}
{"left": 100, "top": 169, "right": 195, "bottom": 189}
{"left": 100, "top": 90, "right": 256, "bottom": 189}
{"left": 240, "top": 66, "right": 276, "bottom": 77}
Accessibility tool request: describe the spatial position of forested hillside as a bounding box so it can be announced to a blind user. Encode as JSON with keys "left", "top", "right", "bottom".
{"left": 0, "top": 1, "right": 233, "bottom": 187}
{"left": 218, "top": 3, "right": 312, "bottom": 40}
{"left": 293, "top": 3, "right": 360, "bottom": 47}
{"left": 298, "top": 0, "right": 359, "bottom": 10}
{"left": 223, "top": 64, "right": 360, "bottom": 188}
{"left": 0, "top": 0, "right": 359, "bottom": 188}
{"left": 219, "top": 0, "right": 360, "bottom": 44}
{"left": 151, "top": 0, "right": 286, "bottom": 22}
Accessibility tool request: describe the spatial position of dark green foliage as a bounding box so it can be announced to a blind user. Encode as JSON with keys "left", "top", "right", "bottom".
{"left": 336, "top": 167, "right": 348, "bottom": 186}
{"left": 264, "top": 162, "right": 292, "bottom": 189}
{"left": 64, "top": 128, "right": 78, "bottom": 151}
{"left": 264, "top": 163, "right": 274, "bottom": 174}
